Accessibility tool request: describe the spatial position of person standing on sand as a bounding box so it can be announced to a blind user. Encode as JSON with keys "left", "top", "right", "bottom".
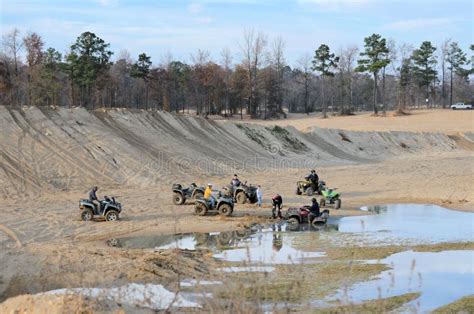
{"left": 271, "top": 194, "right": 283, "bottom": 219}
{"left": 256, "top": 185, "right": 263, "bottom": 207}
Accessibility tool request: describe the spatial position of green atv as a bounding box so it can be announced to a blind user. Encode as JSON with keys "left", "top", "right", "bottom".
{"left": 320, "top": 187, "right": 341, "bottom": 209}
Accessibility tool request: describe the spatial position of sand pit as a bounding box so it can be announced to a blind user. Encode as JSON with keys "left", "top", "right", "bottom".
{"left": 0, "top": 107, "right": 473, "bottom": 311}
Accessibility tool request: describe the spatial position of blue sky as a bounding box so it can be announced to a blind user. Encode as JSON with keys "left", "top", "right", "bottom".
{"left": 1, "top": 0, "right": 472, "bottom": 66}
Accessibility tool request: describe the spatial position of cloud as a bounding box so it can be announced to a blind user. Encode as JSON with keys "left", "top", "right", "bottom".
{"left": 94, "top": 0, "right": 119, "bottom": 7}
{"left": 384, "top": 18, "right": 454, "bottom": 31}
{"left": 298, "top": 0, "right": 375, "bottom": 9}
{"left": 187, "top": 2, "right": 204, "bottom": 14}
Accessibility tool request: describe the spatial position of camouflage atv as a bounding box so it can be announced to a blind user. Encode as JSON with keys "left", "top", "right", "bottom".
{"left": 296, "top": 179, "right": 326, "bottom": 196}
{"left": 228, "top": 181, "right": 258, "bottom": 204}
{"left": 172, "top": 183, "right": 205, "bottom": 205}
{"left": 194, "top": 191, "right": 234, "bottom": 217}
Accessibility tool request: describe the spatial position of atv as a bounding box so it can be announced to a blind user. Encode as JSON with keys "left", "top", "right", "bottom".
{"left": 194, "top": 192, "right": 234, "bottom": 217}
{"left": 285, "top": 206, "right": 330, "bottom": 225}
{"left": 320, "top": 187, "right": 341, "bottom": 209}
{"left": 296, "top": 179, "right": 326, "bottom": 196}
{"left": 228, "top": 181, "right": 258, "bottom": 204}
{"left": 172, "top": 183, "right": 205, "bottom": 205}
{"left": 79, "top": 196, "right": 122, "bottom": 221}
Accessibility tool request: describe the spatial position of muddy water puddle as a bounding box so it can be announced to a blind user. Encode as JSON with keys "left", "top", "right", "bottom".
{"left": 111, "top": 224, "right": 330, "bottom": 265}
{"left": 108, "top": 204, "right": 473, "bottom": 310}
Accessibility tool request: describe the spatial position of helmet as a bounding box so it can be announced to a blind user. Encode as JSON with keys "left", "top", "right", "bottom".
{"left": 311, "top": 198, "right": 317, "bottom": 203}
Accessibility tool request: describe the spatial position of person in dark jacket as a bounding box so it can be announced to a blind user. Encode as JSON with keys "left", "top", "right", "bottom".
{"left": 308, "top": 198, "right": 320, "bottom": 223}
{"left": 88, "top": 186, "right": 99, "bottom": 211}
{"left": 231, "top": 174, "right": 241, "bottom": 187}
{"left": 271, "top": 194, "right": 283, "bottom": 219}
{"left": 307, "top": 169, "right": 319, "bottom": 188}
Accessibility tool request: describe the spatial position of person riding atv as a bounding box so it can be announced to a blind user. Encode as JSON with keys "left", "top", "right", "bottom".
{"left": 296, "top": 169, "right": 325, "bottom": 196}
{"left": 195, "top": 185, "right": 234, "bottom": 216}
{"left": 231, "top": 174, "right": 241, "bottom": 187}
{"left": 80, "top": 188, "right": 122, "bottom": 221}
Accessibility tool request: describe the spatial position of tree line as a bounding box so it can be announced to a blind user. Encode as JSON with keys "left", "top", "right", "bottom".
{"left": 1, "top": 29, "right": 472, "bottom": 118}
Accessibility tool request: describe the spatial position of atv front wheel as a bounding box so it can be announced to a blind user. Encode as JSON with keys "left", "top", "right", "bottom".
{"left": 306, "top": 187, "right": 314, "bottom": 196}
{"left": 81, "top": 209, "right": 93, "bottom": 221}
{"left": 219, "top": 204, "right": 233, "bottom": 216}
{"left": 320, "top": 198, "right": 326, "bottom": 207}
{"left": 173, "top": 192, "right": 185, "bottom": 205}
{"left": 195, "top": 203, "right": 208, "bottom": 216}
{"left": 288, "top": 217, "right": 299, "bottom": 225}
{"left": 105, "top": 210, "right": 119, "bottom": 221}
{"left": 296, "top": 187, "right": 302, "bottom": 195}
{"left": 236, "top": 192, "right": 247, "bottom": 204}
{"left": 335, "top": 199, "right": 341, "bottom": 209}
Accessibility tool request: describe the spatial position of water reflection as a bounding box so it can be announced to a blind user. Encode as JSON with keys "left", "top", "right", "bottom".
{"left": 332, "top": 250, "right": 474, "bottom": 312}
{"left": 338, "top": 204, "right": 474, "bottom": 245}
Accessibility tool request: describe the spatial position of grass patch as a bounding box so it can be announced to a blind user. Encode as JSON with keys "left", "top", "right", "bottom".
{"left": 433, "top": 295, "right": 474, "bottom": 313}
{"left": 338, "top": 132, "right": 352, "bottom": 143}
{"left": 311, "top": 292, "right": 421, "bottom": 314}
{"left": 216, "top": 261, "right": 387, "bottom": 303}
{"left": 267, "top": 125, "right": 309, "bottom": 152}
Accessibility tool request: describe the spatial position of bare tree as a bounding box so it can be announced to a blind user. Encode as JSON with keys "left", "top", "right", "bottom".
{"left": 2, "top": 28, "right": 23, "bottom": 76}
{"left": 337, "top": 45, "right": 359, "bottom": 114}
{"left": 439, "top": 39, "right": 451, "bottom": 108}
{"left": 270, "top": 36, "right": 286, "bottom": 115}
{"left": 220, "top": 47, "right": 233, "bottom": 117}
{"left": 240, "top": 29, "right": 267, "bottom": 116}
{"left": 297, "top": 53, "right": 312, "bottom": 114}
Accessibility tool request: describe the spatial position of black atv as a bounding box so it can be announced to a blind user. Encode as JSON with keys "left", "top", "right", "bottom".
{"left": 296, "top": 179, "right": 326, "bottom": 196}
{"left": 228, "top": 181, "right": 258, "bottom": 204}
{"left": 194, "top": 192, "right": 234, "bottom": 217}
{"left": 79, "top": 196, "right": 122, "bottom": 221}
{"left": 172, "top": 183, "right": 205, "bottom": 205}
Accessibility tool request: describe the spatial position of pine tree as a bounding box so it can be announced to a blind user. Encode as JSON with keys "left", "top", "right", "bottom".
{"left": 446, "top": 42, "right": 467, "bottom": 107}
{"left": 356, "top": 34, "right": 390, "bottom": 114}
{"left": 312, "top": 44, "right": 339, "bottom": 118}
{"left": 411, "top": 41, "right": 437, "bottom": 107}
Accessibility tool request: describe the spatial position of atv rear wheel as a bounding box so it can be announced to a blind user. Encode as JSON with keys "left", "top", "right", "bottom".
{"left": 105, "top": 210, "right": 119, "bottom": 221}
{"left": 288, "top": 217, "right": 299, "bottom": 225}
{"left": 335, "top": 199, "right": 341, "bottom": 209}
{"left": 193, "top": 191, "right": 204, "bottom": 200}
{"left": 195, "top": 203, "right": 208, "bottom": 216}
{"left": 306, "top": 187, "right": 314, "bottom": 196}
{"left": 219, "top": 203, "right": 233, "bottom": 216}
{"left": 236, "top": 192, "right": 247, "bottom": 204}
{"left": 320, "top": 198, "right": 326, "bottom": 207}
{"left": 173, "top": 192, "right": 185, "bottom": 205}
{"left": 81, "top": 208, "right": 93, "bottom": 221}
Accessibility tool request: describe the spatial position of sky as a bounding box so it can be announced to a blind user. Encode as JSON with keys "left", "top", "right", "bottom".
{"left": 0, "top": 0, "right": 472, "bottom": 67}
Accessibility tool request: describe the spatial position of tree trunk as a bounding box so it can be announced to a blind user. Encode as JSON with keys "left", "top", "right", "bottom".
{"left": 382, "top": 67, "right": 386, "bottom": 114}
{"left": 449, "top": 68, "right": 453, "bottom": 108}
{"left": 321, "top": 76, "right": 327, "bottom": 118}
{"left": 441, "top": 60, "right": 446, "bottom": 108}
{"left": 372, "top": 72, "right": 378, "bottom": 115}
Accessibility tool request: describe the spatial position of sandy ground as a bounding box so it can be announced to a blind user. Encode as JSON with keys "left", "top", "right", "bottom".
{"left": 247, "top": 109, "right": 474, "bottom": 133}
{"left": 0, "top": 107, "right": 473, "bottom": 311}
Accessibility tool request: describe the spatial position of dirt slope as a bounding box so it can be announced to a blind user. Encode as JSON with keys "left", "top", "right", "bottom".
{"left": 0, "top": 106, "right": 467, "bottom": 199}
